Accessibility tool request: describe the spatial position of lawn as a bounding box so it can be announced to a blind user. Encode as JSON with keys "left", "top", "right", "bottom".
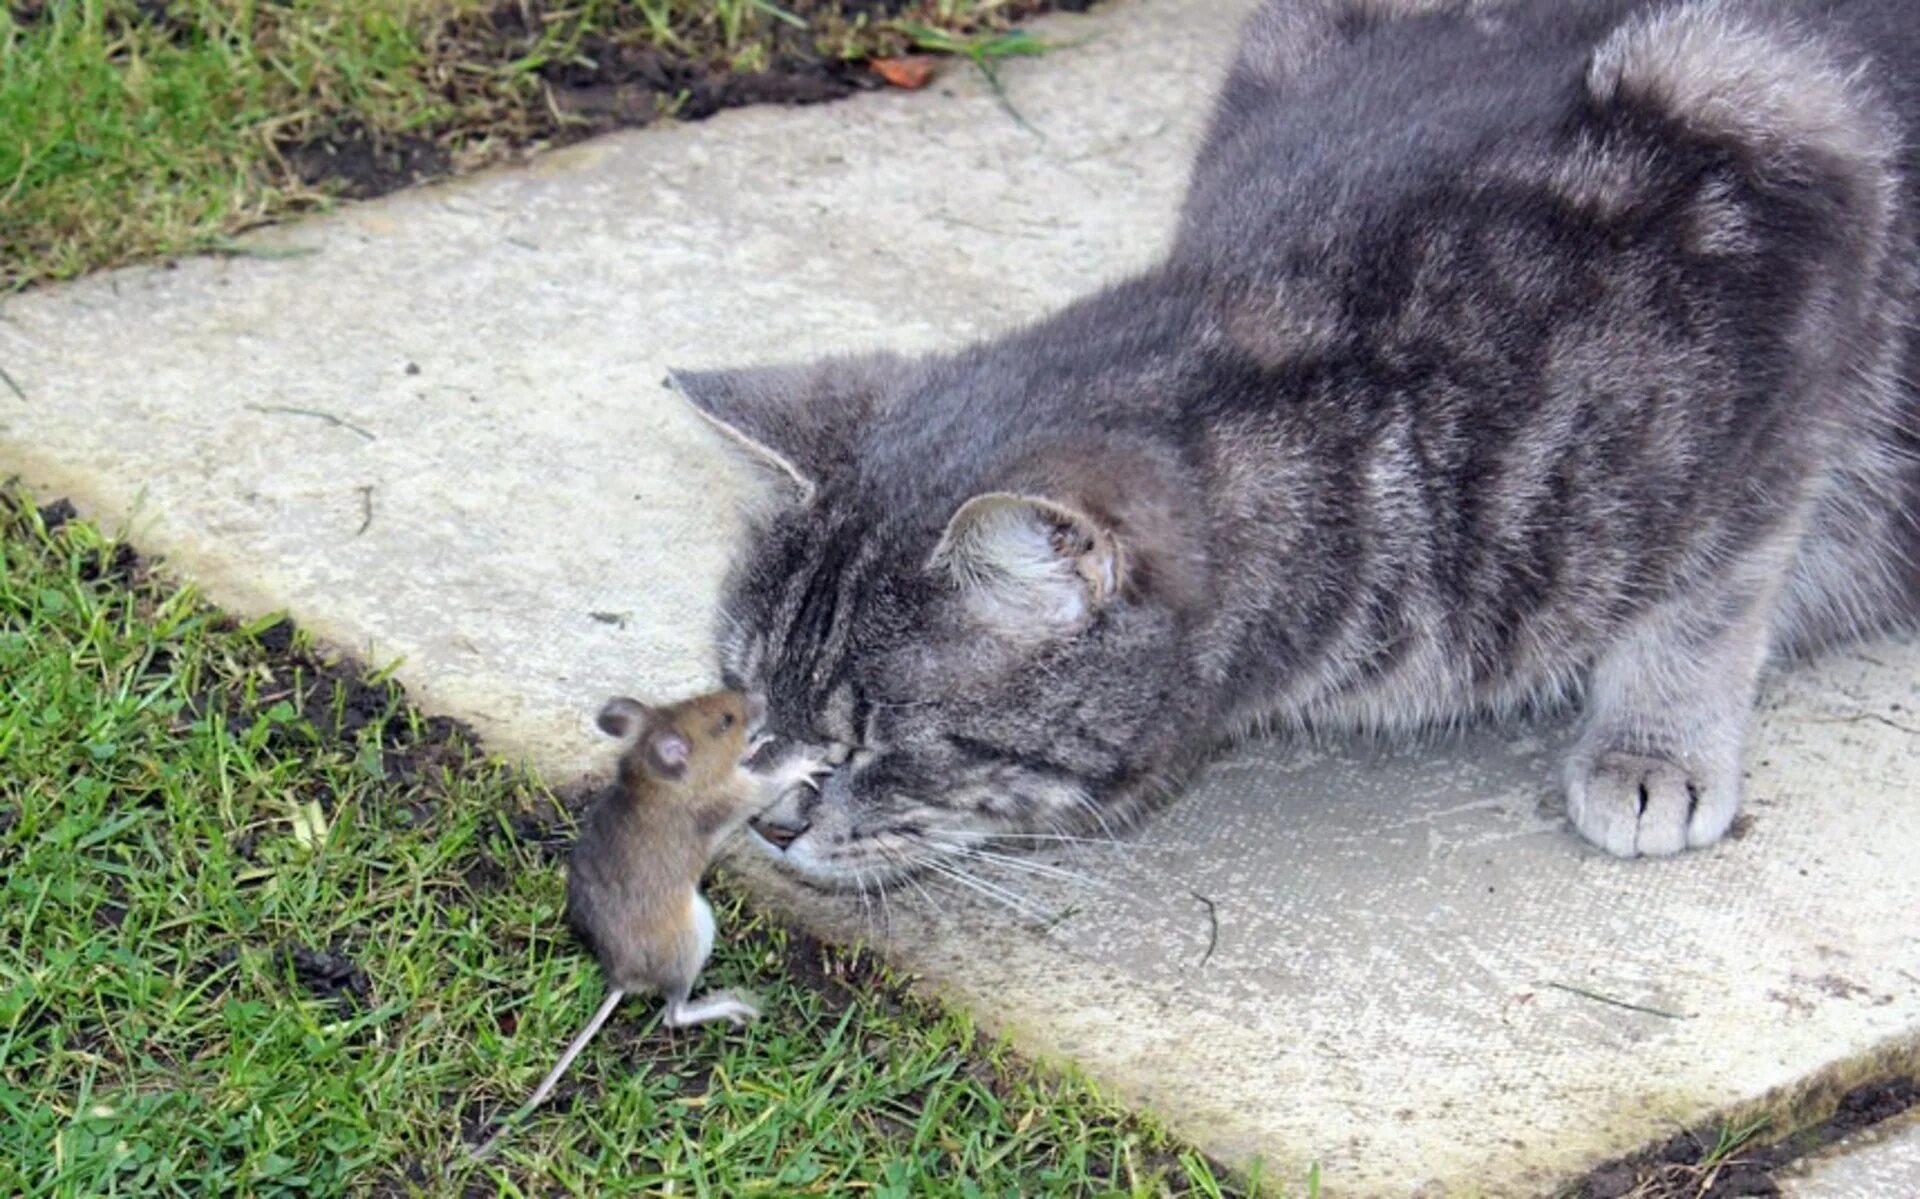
{"left": 0, "top": 0, "right": 1072, "bottom": 289}
{"left": 2, "top": 2, "right": 1256, "bottom": 1192}
{"left": 0, "top": 488, "right": 1247, "bottom": 1195}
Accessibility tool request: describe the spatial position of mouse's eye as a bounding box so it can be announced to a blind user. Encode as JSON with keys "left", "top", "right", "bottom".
{"left": 719, "top": 712, "right": 736, "bottom": 731}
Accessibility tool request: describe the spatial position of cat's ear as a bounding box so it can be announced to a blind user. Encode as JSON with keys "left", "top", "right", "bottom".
{"left": 668, "top": 354, "right": 912, "bottom": 507}
{"left": 670, "top": 368, "right": 817, "bottom": 505}
{"left": 928, "top": 492, "right": 1124, "bottom": 639}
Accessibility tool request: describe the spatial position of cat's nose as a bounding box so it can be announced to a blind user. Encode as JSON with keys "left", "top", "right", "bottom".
{"left": 750, "top": 814, "right": 810, "bottom": 851}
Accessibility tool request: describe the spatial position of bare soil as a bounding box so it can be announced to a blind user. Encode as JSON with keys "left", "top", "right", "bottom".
{"left": 278, "top": 0, "right": 1095, "bottom": 200}
{"left": 1573, "top": 1076, "right": 1920, "bottom": 1198}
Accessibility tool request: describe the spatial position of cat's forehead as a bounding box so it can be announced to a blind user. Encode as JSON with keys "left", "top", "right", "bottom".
{"left": 730, "top": 519, "right": 882, "bottom": 652}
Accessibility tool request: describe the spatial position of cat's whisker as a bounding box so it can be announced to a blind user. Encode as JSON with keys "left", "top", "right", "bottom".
{"left": 923, "top": 856, "right": 1017, "bottom": 904}
{"left": 1035, "top": 813, "right": 1131, "bottom": 867}
{"left": 851, "top": 865, "right": 879, "bottom": 940}
{"left": 1070, "top": 790, "right": 1124, "bottom": 844}
{"left": 901, "top": 869, "right": 941, "bottom": 913}
{"left": 879, "top": 844, "right": 945, "bottom": 912}
{"left": 985, "top": 831, "right": 1176, "bottom": 854}
{"left": 977, "top": 835, "right": 1199, "bottom": 899}
{"left": 937, "top": 843, "right": 1112, "bottom": 890}
{"left": 920, "top": 858, "right": 1006, "bottom": 910}
{"left": 873, "top": 863, "right": 894, "bottom": 934}
{"left": 941, "top": 842, "right": 1087, "bottom": 877}
{"left": 923, "top": 859, "right": 1047, "bottom": 920}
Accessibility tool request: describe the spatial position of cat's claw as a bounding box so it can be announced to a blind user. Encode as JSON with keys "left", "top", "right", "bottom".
{"left": 1566, "top": 749, "right": 1740, "bottom": 858}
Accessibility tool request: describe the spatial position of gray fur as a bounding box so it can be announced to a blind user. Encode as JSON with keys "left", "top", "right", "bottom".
{"left": 676, "top": 0, "right": 1920, "bottom": 885}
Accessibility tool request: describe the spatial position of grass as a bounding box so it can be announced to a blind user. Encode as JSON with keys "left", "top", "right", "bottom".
{"left": 900, "top": 22, "right": 1057, "bottom": 133}
{"left": 0, "top": 486, "right": 1250, "bottom": 1196}
{"left": 0, "top": 4, "right": 1248, "bottom": 1192}
{"left": 0, "top": 0, "right": 1067, "bottom": 290}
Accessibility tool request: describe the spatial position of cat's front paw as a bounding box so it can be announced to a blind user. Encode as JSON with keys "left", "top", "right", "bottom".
{"left": 1564, "top": 749, "right": 1740, "bottom": 858}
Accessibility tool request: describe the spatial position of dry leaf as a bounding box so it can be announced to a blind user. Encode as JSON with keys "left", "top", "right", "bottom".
{"left": 871, "top": 55, "right": 937, "bottom": 90}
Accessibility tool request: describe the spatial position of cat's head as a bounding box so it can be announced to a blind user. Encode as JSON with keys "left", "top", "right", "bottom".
{"left": 671, "top": 354, "right": 1205, "bottom": 887}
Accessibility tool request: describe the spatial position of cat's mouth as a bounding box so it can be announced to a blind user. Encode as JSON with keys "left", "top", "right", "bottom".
{"left": 746, "top": 818, "right": 981, "bottom": 888}
{"left": 737, "top": 738, "right": 1098, "bottom": 889}
{"left": 741, "top": 778, "right": 1007, "bottom": 890}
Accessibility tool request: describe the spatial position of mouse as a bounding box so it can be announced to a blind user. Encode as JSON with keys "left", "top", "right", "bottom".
{"left": 468, "top": 689, "right": 769, "bottom": 1161}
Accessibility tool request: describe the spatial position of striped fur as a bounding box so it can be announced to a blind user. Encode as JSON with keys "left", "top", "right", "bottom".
{"left": 679, "top": 0, "right": 1920, "bottom": 886}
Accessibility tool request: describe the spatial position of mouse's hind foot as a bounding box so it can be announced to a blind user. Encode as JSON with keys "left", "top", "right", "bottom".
{"left": 664, "top": 989, "right": 761, "bottom": 1028}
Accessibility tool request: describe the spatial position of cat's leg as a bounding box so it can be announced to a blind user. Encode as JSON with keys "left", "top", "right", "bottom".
{"left": 1564, "top": 554, "right": 1788, "bottom": 858}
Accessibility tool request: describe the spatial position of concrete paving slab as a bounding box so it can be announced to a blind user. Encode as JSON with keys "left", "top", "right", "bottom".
{"left": 1782, "top": 1111, "right": 1920, "bottom": 1198}
{"left": 3, "top": 1, "right": 1918, "bottom": 1195}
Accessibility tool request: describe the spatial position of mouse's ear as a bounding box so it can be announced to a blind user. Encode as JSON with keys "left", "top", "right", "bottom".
{"left": 597, "top": 697, "right": 650, "bottom": 740}
{"left": 642, "top": 728, "right": 691, "bottom": 779}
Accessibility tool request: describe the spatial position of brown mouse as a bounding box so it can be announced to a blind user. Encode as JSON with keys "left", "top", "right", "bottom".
{"left": 468, "top": 689, "right": 768, "bottom": 1160}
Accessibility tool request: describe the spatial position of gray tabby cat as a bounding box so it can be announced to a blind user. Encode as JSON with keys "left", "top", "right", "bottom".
{"left": 671, "top": 0, "right": 1920, "bottom": 887}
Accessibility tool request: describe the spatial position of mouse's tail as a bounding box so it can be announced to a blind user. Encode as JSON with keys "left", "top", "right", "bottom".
{"left": 465, "top": 988, "right": 626, "bottom": 1164}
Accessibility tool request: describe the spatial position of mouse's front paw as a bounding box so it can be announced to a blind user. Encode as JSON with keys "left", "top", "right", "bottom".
{"left": 757, "top": 750, "right": 833, "bottom": 796}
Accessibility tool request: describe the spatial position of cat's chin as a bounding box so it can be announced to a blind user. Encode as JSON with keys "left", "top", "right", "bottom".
{"left": 769, "top": 865, "right": 879, "bottom": 895}
{"left": 758, "top": 854, "right": 918, "bottom": 895}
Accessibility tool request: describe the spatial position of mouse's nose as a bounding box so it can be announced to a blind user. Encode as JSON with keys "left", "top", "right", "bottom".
{"left": 749, "top": 814, "right": 810, "bottom": 851}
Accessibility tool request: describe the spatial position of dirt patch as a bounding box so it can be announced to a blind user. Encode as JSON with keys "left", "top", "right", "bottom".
{"left": 359, "top": 1159, "right": 434, "bottom": 1199}
{"left": 271, "top": 0, "right": 1095, "bottom": 202}
{"left": 191, "top": 945, "right": 241, "bottom": 981}
{"left": 76, "top": 543, "right": 137, "bottom": 584}
{"left": 9, "top": 487, "right": 506, "bottom": 878}
{"left": 774, "top": 919, "right": 899, "bottom": 1019}
{"left": 507, "top": 810, "right": 574, "bottom": 861}
{"left": 35, "top": 497, "right": 78, "bottom": 530}
{"left": 460, "top": 853, "right": 512, "bottom": 897}
{"left": 281, "top": 942, "right": 374, "bottom": 1013}
{"left": 1572, "top": 1076, "right": 1920, "bottom": 1198}
{"left": 279, "top": 123, "right": 453, "bottom": 202}
{"left": 180, "top": 609, "right": 483, "bottom": 817}
{"left": 548, "top": 45, "right": 865, "bottom": 118}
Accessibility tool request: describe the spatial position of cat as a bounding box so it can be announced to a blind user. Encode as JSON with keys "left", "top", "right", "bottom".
{"left": 670, "top": 0, "right": 1920, "bottom": 888}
